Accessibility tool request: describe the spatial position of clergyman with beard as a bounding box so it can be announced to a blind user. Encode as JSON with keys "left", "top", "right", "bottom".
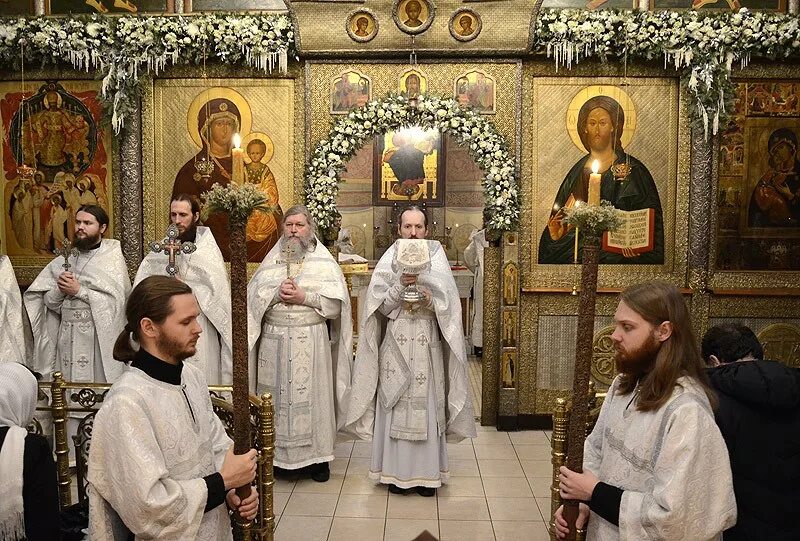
{"left": 134, "top": 194, "right": 233, "bottom": 385}
{"left": 554, "top": 281, "right": 737, "bottom": 540}
{"left": 87, "top": 276, "right": 259, "bottom": 540}
{"left": 24, "top": 204, "right": 130, "bottom": 452}
{"left": 246, "top": 205, "right": 352, "bottom": 482}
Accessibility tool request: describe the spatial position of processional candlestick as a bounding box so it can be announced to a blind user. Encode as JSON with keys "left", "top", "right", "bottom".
{"left": 57, "top": 239, "right": 79, "bottom": 272}
{"left": 148, "top": 223, "right": 197, "bottom": 276}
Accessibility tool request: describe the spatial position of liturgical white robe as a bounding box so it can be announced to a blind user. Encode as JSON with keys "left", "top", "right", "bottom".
{"left": 347, "top": 240, "right": 476, "bottom": 489}
{"left": 0, "top": 255, "right": 27, "bottom": 365}
{"left": 87, "top": 362, "right": 232, "bottom": 540}
{"left": 134, "top": 226, "right": 233, "bottom": 385}
{"left": 247, "top": 239, "right": 352, "bottom": 470}
{"left": 584, "top": 375, "right": 737, "bottom": 540}
{"left": 463, "top": 229, "right": 487, "bottom": 350}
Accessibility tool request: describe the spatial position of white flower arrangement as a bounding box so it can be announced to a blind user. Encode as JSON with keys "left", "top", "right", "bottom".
{"left": 202, "top": 182, "right": 271, "bottom": 226}
{"left": 305, "top": 94, "right": 520, "bottom": 237}
{"left": 0, "top": 13, "right": 294, "bottom": 133}
{"left": 534, "top": 8, "right": 800, "bottom": 137}
{"left": 563, "top": 200, "right": 622, "bottom": 237}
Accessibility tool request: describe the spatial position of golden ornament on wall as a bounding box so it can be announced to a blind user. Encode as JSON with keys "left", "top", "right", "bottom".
{"left": 346, "top": 9, "right": 379, "bottom": 43}
{"left": 449, "top": 8, "right": 481, "bottom": 42}
{"left": 393, "top": 0, "right": 435, "bottom": 35}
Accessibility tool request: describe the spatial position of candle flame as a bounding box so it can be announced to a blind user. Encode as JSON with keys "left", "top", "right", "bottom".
{"left": 591, "top": 159, "right": 600, "bottom": 174}
{"left": 233, "top": 133, "right": 241, "bottom": 149}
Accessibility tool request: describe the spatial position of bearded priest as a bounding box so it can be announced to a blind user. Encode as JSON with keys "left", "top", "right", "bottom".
{"left": 134, "top": 194, "right": 233, "bottom": 385}
{"left": 24, "top": 205, "right": 130, "bottom": 447}
{"left": 247, "top": 205, "right": 352, "bottom": 482}
{"left": 346, "top": 206, "right": 476, "bottom": 497}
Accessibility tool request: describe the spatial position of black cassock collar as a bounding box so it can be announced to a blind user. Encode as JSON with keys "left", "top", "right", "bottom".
{"left": 132, "top": 348, "right": 183, "bottom": 385}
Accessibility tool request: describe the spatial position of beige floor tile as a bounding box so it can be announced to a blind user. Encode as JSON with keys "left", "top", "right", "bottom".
{"left": 544, "top": 430, "right": 553, "bottom": 441}
{"left": 273, "top": 492, "right": 291, "bottom": 517}
{"left": 329, "top": 457, "right": 349, "bottom": 475}
{"left": 384, "top": 519, "right": 439, "bottom": 541}
{"left": 482, "top": 477, "right": 533, "bottom": 498}
{"left": 447, "top": 442, "right": 476, "bottom": 460}
{"left": 527, "top": 476, "right": 555, "bottom": 498}
{"left": 351, "top": 441, "right": 373, "bottom": 458}
{"left": 439, "top": 476, "right": 485, "bottom": 497}
{"left": 334, "top": 493, "right": 388, "bottom": 518}
{"left": 493, "top": 520, "right": 550, "bottom": 541}
{"left": 478, "top": 459, "right": 524, "bottom": 478}
{"left": 327, "top": 517, "right": 385, "bottom": 541}
{"left": 439, "top": 519, "right": 495, "bottom": 541}
{"left": 333, "top": 441, "right": 354, "bottom": 458}
{"left": 273, "top": 477, "right": 296, "bottom": 494}
{"left": 536, "top": 497, "right": 553, "bottom": 522}
{"left": 345, "top": 457, "right": 372, "bottom": 477}
{"left": 486, "top": 497, "right": 541, "bottom": 522}
{"left": 282, "top": 492, "right": 339, "bottom": 517}
{"left": 386, "top": 492, "right": 438, "bottom": 519}
{"left": 476, "top": 424, "right": 497, "bottom": 432}
{"left": 448, "top": 458, "right": 481, "bottom": 477}
{"left": 509, "top": 431, "right": 550, "bottom": 445}
{"left": 292, "top": 473, "right": 345, "bottom": 494}
{"left": 274, "top": 515, "right": 332, "bottom": 541}
{"left": 513, "top": 444, "right": 553, "bottom": 461}
{"left": 473, "top": 430, "right": 512, "bottom": 445}
{"left": 474, "top": 444, "right": 518, "bottom": 460}
{"left": 341, "top": 475, "right": 388, "bottom": 495}
{"left": 437, "top": 496, "right": 490, "bottom": 521}
{"left": 520, "top": 460, "right": 553, "bottom": 478}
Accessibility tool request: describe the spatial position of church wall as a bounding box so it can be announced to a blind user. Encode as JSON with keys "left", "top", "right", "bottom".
{"left": 510, "top": 61, "right": 800, "bottom": 424}
{"left": 3, "top": 26, "right": 800, "bottom": 428}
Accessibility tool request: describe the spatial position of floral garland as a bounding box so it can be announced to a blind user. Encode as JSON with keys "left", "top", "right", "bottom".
{"left": 563, "top": 201, "right": 622, "bottom": 238}
{"left": 305, "top": 94, "right": 519, "bottom": 237}
{"left": 534, "top": 8, "right": 800, "bottom": 136}
{"left": 0, "top": 13, "right": 294, "bottom": 133}
{"left": 203, "top": 182, "right": 270, "bottom": 226}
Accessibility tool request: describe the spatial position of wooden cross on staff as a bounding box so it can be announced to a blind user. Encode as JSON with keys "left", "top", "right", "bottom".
{"left": 148, "top": 223, "right": 197, "bottom": 276}
{"left": 57, "top": 239, "right": 79, "bottom": 272}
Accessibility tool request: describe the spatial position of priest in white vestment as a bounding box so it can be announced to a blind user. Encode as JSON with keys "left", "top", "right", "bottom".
{"left": 24, "top": 206, "right": 130, "bottom": 447}
{"left": 0, "top": 246, "right": 27, "bottom": 365}
{"left": 88, "top": 276, "right": 258, "bottom": 541}
{"left": 134, "top": 195, "right": 233, "bottom": 385}
{"left": 463, "top": 228, "right": 487, "bottom": 355}
{"left": 556, "top": 282, "right": 736, "bottom": 540}
{"left": 247, "top": 205, "right": 352, "bottom": 482}
{"left": 346, "top": 207, "right": 476, "bottom": 496}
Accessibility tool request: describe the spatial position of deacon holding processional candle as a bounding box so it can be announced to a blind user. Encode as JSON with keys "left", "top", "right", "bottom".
{"left": 346, "top": 206, "right": 476, "bottom": 497}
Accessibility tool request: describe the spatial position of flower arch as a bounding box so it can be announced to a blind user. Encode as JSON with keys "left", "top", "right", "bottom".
{"left": 304, "top": 94, "right": 519, "bottom": 239}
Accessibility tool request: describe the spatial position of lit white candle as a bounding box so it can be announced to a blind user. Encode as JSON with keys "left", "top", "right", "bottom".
{"left": 231, "top": 133, "right": 244, "bottom": 185}
{"left": 588, "top": 160, "right": 601, "bottom": 206}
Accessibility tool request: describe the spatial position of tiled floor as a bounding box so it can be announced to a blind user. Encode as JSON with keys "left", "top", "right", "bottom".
{"left": 273, "top": 426, "right": 555, "bottom": 541}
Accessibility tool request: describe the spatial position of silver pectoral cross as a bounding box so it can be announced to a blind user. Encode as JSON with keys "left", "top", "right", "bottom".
{"left": 57, "top": 239, "right": 79, "bottom": 272}
{"left": 149, "top": 223, "right": 197, "bottom": 276}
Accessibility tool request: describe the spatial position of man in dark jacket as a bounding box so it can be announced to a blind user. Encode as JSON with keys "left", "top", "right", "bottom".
{"left": 703, "top": 323, "right": 800, "bottom": 541}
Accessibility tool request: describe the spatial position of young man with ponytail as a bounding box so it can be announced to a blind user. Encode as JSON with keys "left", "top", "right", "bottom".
{"left": 554, "top": 281, "right": 737, "bottom": 540}
{"left": 87, "top": 276, "right": 258, "bottom": 540}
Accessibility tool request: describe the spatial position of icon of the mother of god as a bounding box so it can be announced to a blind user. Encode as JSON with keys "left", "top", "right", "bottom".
{"left": 173, "top": 96, "right": 245, "bottom": 260}
{"left": 538, "top": 93, "right": 664, "bottom": 264}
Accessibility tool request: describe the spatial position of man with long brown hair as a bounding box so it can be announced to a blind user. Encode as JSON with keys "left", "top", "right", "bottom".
{"left": 555, "top": 281, "right": 736, "bottom": 540}
{"left": 87, "top": 276, "right": 257, "bottom": 540}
